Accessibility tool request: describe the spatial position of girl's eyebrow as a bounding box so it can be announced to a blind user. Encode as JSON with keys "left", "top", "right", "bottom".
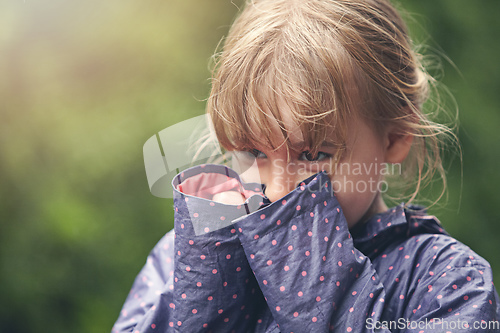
{"left": 290, "top": 141, "right": 338, "bottom": 150}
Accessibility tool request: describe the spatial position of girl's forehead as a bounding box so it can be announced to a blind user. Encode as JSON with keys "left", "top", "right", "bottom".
{"left": 244, "top": 102, "right": 348, "bottom": 154}
{"left": 247, "top": 102, "right": 306, "bottom": 149}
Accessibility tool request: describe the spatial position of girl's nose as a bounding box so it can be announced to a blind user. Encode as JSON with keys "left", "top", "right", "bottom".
{"left": 263, "top": 162, "right": 297, "bottom": 202}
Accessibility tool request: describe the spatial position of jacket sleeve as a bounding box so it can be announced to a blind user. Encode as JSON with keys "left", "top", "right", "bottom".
{"left": 112, "top": 183, "right": 271, "bottom": 333}
{"left": 111, "top": 231, "right": 176, "bottom": 333}
{"left": 234, "top": 174, "right": 389, "bottom": 333}
{"left": 233, "top": 172, "right": 499, "bottom": 332}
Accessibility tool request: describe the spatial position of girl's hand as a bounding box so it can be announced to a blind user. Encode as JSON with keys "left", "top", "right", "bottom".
{"left": 212, "top": 190, "right": 246, "bottom": 205}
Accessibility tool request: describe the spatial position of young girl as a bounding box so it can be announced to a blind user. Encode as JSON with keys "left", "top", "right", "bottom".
{"left": 113, "top": 0, "right": 500, "bottom": 332}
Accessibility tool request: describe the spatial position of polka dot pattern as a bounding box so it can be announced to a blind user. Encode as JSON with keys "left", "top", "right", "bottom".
{"left": 112, "top": 165, "right": 500, "bottom": 333}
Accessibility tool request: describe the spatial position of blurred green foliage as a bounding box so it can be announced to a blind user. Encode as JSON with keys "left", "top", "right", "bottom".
{"left": 0, "top": 1, "right": 498, "bottom": 332}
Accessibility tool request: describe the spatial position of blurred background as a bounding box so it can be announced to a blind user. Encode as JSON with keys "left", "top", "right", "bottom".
{"left": 0, "top": 0, "right": 499, "bottom": 332}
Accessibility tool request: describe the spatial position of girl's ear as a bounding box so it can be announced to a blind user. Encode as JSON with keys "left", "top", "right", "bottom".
{"left": 384, "top": 130, "right": 414, "bottom": 164}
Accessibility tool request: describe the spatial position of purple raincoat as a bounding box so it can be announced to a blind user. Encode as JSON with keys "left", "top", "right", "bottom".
{"left": 112, "top": 165, "right": 500, "bottom": 332}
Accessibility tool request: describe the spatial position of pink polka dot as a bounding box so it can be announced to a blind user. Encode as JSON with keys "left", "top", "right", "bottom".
{"left": 464, "top": 296, "right": 469, "bottom": 300}
{"left": 263, "top": 280, "right": 268, "bottom": 285}
{"left": 400, "top": 295, "right": 404, "bottom": 300}
{"left": 302, "top": 271, "right": 307, "bottom": 276}
{"left": 169, "top": 303, "right": 175, "bottom": 309}
{"left": 312, "top": 193, "right": 316, "bottom": 198}
{"left": 452, "top": 284, "right": 457, "bottom": 289}
{"left": 197, "top": 282, "right": 202, "bottom": 287}
{"left": 389, "top": 266, "right": 393, "bottom": 270}
{"left": 181, "top": 293, "right": 186, "bottom": 299}
{"left": 215, "top": 242, "right": 221, "bottom": 247}
{"left": 325, "top": 218, "right": 329, "bottom": 223}
{"left": 223, "top": 282, "right": 228, "bottom": 287}
{"left": 192, "top": 309, "right": 197, "bottom": 314}
{"left": 288, "top": 245, "right": 293, "bottom": 251}
{"left": 233, "top": 294, "right": 238, "bottom": 299}
{"left": 324, "top": 201, "right": 327, "bottom": 206}
{"left": 316, "top": 296, "right": 321, "bottom": 302}
{"left": 428, "top": 285, "right": 433, "bottom": 292}
{"left": 236, "top": 267, "right": 241, "bottom": 272}
{"left": 293, "top": 311, "right": 299, "bottom": 317}
{"left": 338, "top": 261, "right": 343, "bottom": 266}
{"left": 437, "top": 295, "right": 443, "bottom": 299}
{"left": 347, "top": 327, "right": 352, "bottom": 332}
{"left": 298, "top": 291, "right": 303, "bottom": 297}
{"left": 280, "top": 286, "right": 285, "bottom": 292}
{"left": 226, "top": 254, "right": 231, "bottom": 260}
{"left": 336, "top": 281, "right": 340, "bottom": 287}
{"left": 320, "top": 276, "right": 325, "bottom": 281}
{"left": 292, "top": 225, "right": 297, "bottom": 231}
{"left": 272, "top": 240, "right": 277, "bottom": 246}
{"left": 352, "top": 291, "right": 357, "bottom": 296}
{"left": 220, "top": 216, "right": 226, "bottom": 221}
{"left": 218, "top": 309, "right": 223, "bottom": 314}
{"left": 296, "top": 205, "right": 301, "bottom": 211}
{"left": 260, "top": 214, "right": 266, "bottom": 219}
{"left": 267, "top": 260, "right": 273, "bottom": 266}
{"left": 204, "top": 227, "right": 210, "bottom": 233}
{"left": 282, "top": 200, "right": 287, "bottom": 205}
{"left": 312, "top": 317, "right": 317, "bottom": 322}
{"left": 188, "top": 240, "right": 194, "bottom": 245}
{"left": 254, "top": 234, "right": 259, "bottom": 240}
{"left": 324, "top": 236, "right": 329, "bottom": 242}
{"left": 193, "top": 213, "right": 199, "bottom": 218}
{"left": 276, "top": 306, "right": 281, "bottom": 311}
{"left": 185, "top": 266, "right": 191, "bottom": 272}
{"left": 276, "top": 220, "right": 282, "bottom": 225}
{"left": 337, "top": 242, "right": 342, "bottom": 248}
{"left": 200, "top": 255, "right": 205, "bottom": 260}
{"left": 310, "top": 212, "right": 314, "bottom": 217}
{"left": 308, "top": 231, "right": 313, "bottom": 237}
{"left": 305, "top": 251, "right": 310, "bottom": 256}
{"left": 210, "top": 202, "right": 215, "bottom": 206}
{"left": 151, "top": 324, "right": 156, "bottom": 329}
{"left": 212, "top": 269, "right": 217, "bottom": 274}
{"left": 284, "top": 265, "right": 290, "bottom": 271}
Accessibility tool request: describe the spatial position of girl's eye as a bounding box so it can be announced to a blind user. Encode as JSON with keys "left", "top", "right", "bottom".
{"left": 249, "top": 149, "right": 267, "bottom": 159}
{"left": 299, "top": 151, "right": 332, "bottom": 162}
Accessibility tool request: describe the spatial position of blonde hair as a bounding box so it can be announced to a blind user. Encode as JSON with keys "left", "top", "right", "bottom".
{"left": 207, "top": 0, "right": 456, "bottom": 204}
